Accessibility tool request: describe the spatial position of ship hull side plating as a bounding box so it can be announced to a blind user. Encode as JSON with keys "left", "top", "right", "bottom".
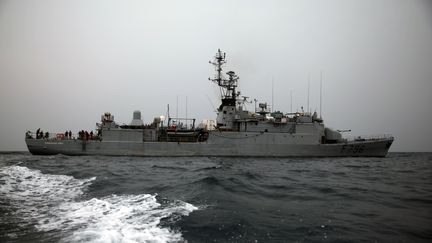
{"left": 26, "top": 136, "right": 393, "bottom": 157}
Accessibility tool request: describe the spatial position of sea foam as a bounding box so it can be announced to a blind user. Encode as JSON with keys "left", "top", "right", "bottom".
{"left": 0, "top": 165, "right": 197, "bottom": 243}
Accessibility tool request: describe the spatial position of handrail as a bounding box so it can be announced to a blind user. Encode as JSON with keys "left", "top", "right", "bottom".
{"left": 26, "top": 131, "right": 75, "bottom": 140}
{"left": 344, "top": 134, "right": 393, "bottom": 142}
{"left": 25, "top": 131, "right": 99, "bottom": 141}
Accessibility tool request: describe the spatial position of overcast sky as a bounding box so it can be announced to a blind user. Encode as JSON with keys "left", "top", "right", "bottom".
{"left": 1, "top": 0, "right": 431, "bottom": 152}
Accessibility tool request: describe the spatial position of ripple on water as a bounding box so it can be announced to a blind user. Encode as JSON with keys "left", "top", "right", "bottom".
{"left": 0, "top": 165, "right": 198, "bottom": 243}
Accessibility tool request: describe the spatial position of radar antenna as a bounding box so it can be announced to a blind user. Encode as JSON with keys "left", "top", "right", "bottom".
{"left": 209, "top": 49, "right": 239, "bottom": 101}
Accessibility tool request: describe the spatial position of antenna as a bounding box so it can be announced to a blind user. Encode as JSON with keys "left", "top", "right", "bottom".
{"left": 271, "top": 76, "right": 274, "bottom": 112}
{"left": 176, "top": 95, "right": 178, "bottom": 119}
{"left": 185, "top": 96, "right": 188, "bottom": 128}
{"left": 320, "top": 71, "right": 323, "bottom": 119}
{"left": 167, "top": 104, "right": 170, "bottom": 124}
{"left": 206, "top": 95, "right": 217, "bottom": 113}
{"left": 290, "top": 90, "right": 293, "bottom": 113}
{"left": 307, "top": 73, "right": 310, "bottom": 114}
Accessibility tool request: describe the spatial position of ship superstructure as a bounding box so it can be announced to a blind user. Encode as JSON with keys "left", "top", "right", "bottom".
{"left": 25, "top": 50, "right": 394, "bottom": 157}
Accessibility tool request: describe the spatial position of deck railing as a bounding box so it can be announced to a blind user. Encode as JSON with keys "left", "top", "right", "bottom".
{"left": 344, "top": 134, "right": 393, "bottom": 142}
{"left": 25, "top": 131, "right": 99, "bottom": 141}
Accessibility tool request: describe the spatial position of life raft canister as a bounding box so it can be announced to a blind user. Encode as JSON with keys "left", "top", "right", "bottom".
{"left": 56, "top": 133, "right": 65, "bottom": 139}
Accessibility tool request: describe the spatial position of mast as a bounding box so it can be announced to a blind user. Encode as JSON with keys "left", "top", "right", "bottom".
{"left": 209, "top": 49, "right": 239, "bottom": 108}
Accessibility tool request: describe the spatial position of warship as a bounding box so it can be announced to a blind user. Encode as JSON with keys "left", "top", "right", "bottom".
{"left": 25, "top": 50, "right": 393, "bottom": 157}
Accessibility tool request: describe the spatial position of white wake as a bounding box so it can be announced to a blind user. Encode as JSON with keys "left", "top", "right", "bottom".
{"left": 0, "top": 165, "right": 197, "bottom": 243}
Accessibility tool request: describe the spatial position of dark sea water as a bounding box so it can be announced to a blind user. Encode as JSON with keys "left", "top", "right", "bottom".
{"left": 0, "top": 152, "right": 431, "bottom": 243}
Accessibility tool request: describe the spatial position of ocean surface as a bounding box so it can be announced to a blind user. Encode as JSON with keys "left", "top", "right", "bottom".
{"left": 0, "top": 152, "right": 431, "bottom": 243}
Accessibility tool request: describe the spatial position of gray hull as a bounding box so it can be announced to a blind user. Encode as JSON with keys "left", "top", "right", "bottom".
{"left": 26, "top": 135, "right": 393, "bottom": 157}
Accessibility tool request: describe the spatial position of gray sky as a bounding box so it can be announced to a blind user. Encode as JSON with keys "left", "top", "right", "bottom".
{"left": 1, "top": 0, "right": 431, "bottom": 152}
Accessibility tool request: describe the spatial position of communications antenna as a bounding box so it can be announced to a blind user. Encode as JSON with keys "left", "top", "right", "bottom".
{"left": 307, "top": 73, "right": 310, "bottom": 114}
{"left": 320, "top": 71, "right": 323, "bottom": 119}
{"left": 209, "top": 49, "right": 239, "bottom": 106}
{"left": 271, "top": 77, "right": 274, "bottom": 112}
{"left": 290, "top": 90, "right": 293, "bottom": 113}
